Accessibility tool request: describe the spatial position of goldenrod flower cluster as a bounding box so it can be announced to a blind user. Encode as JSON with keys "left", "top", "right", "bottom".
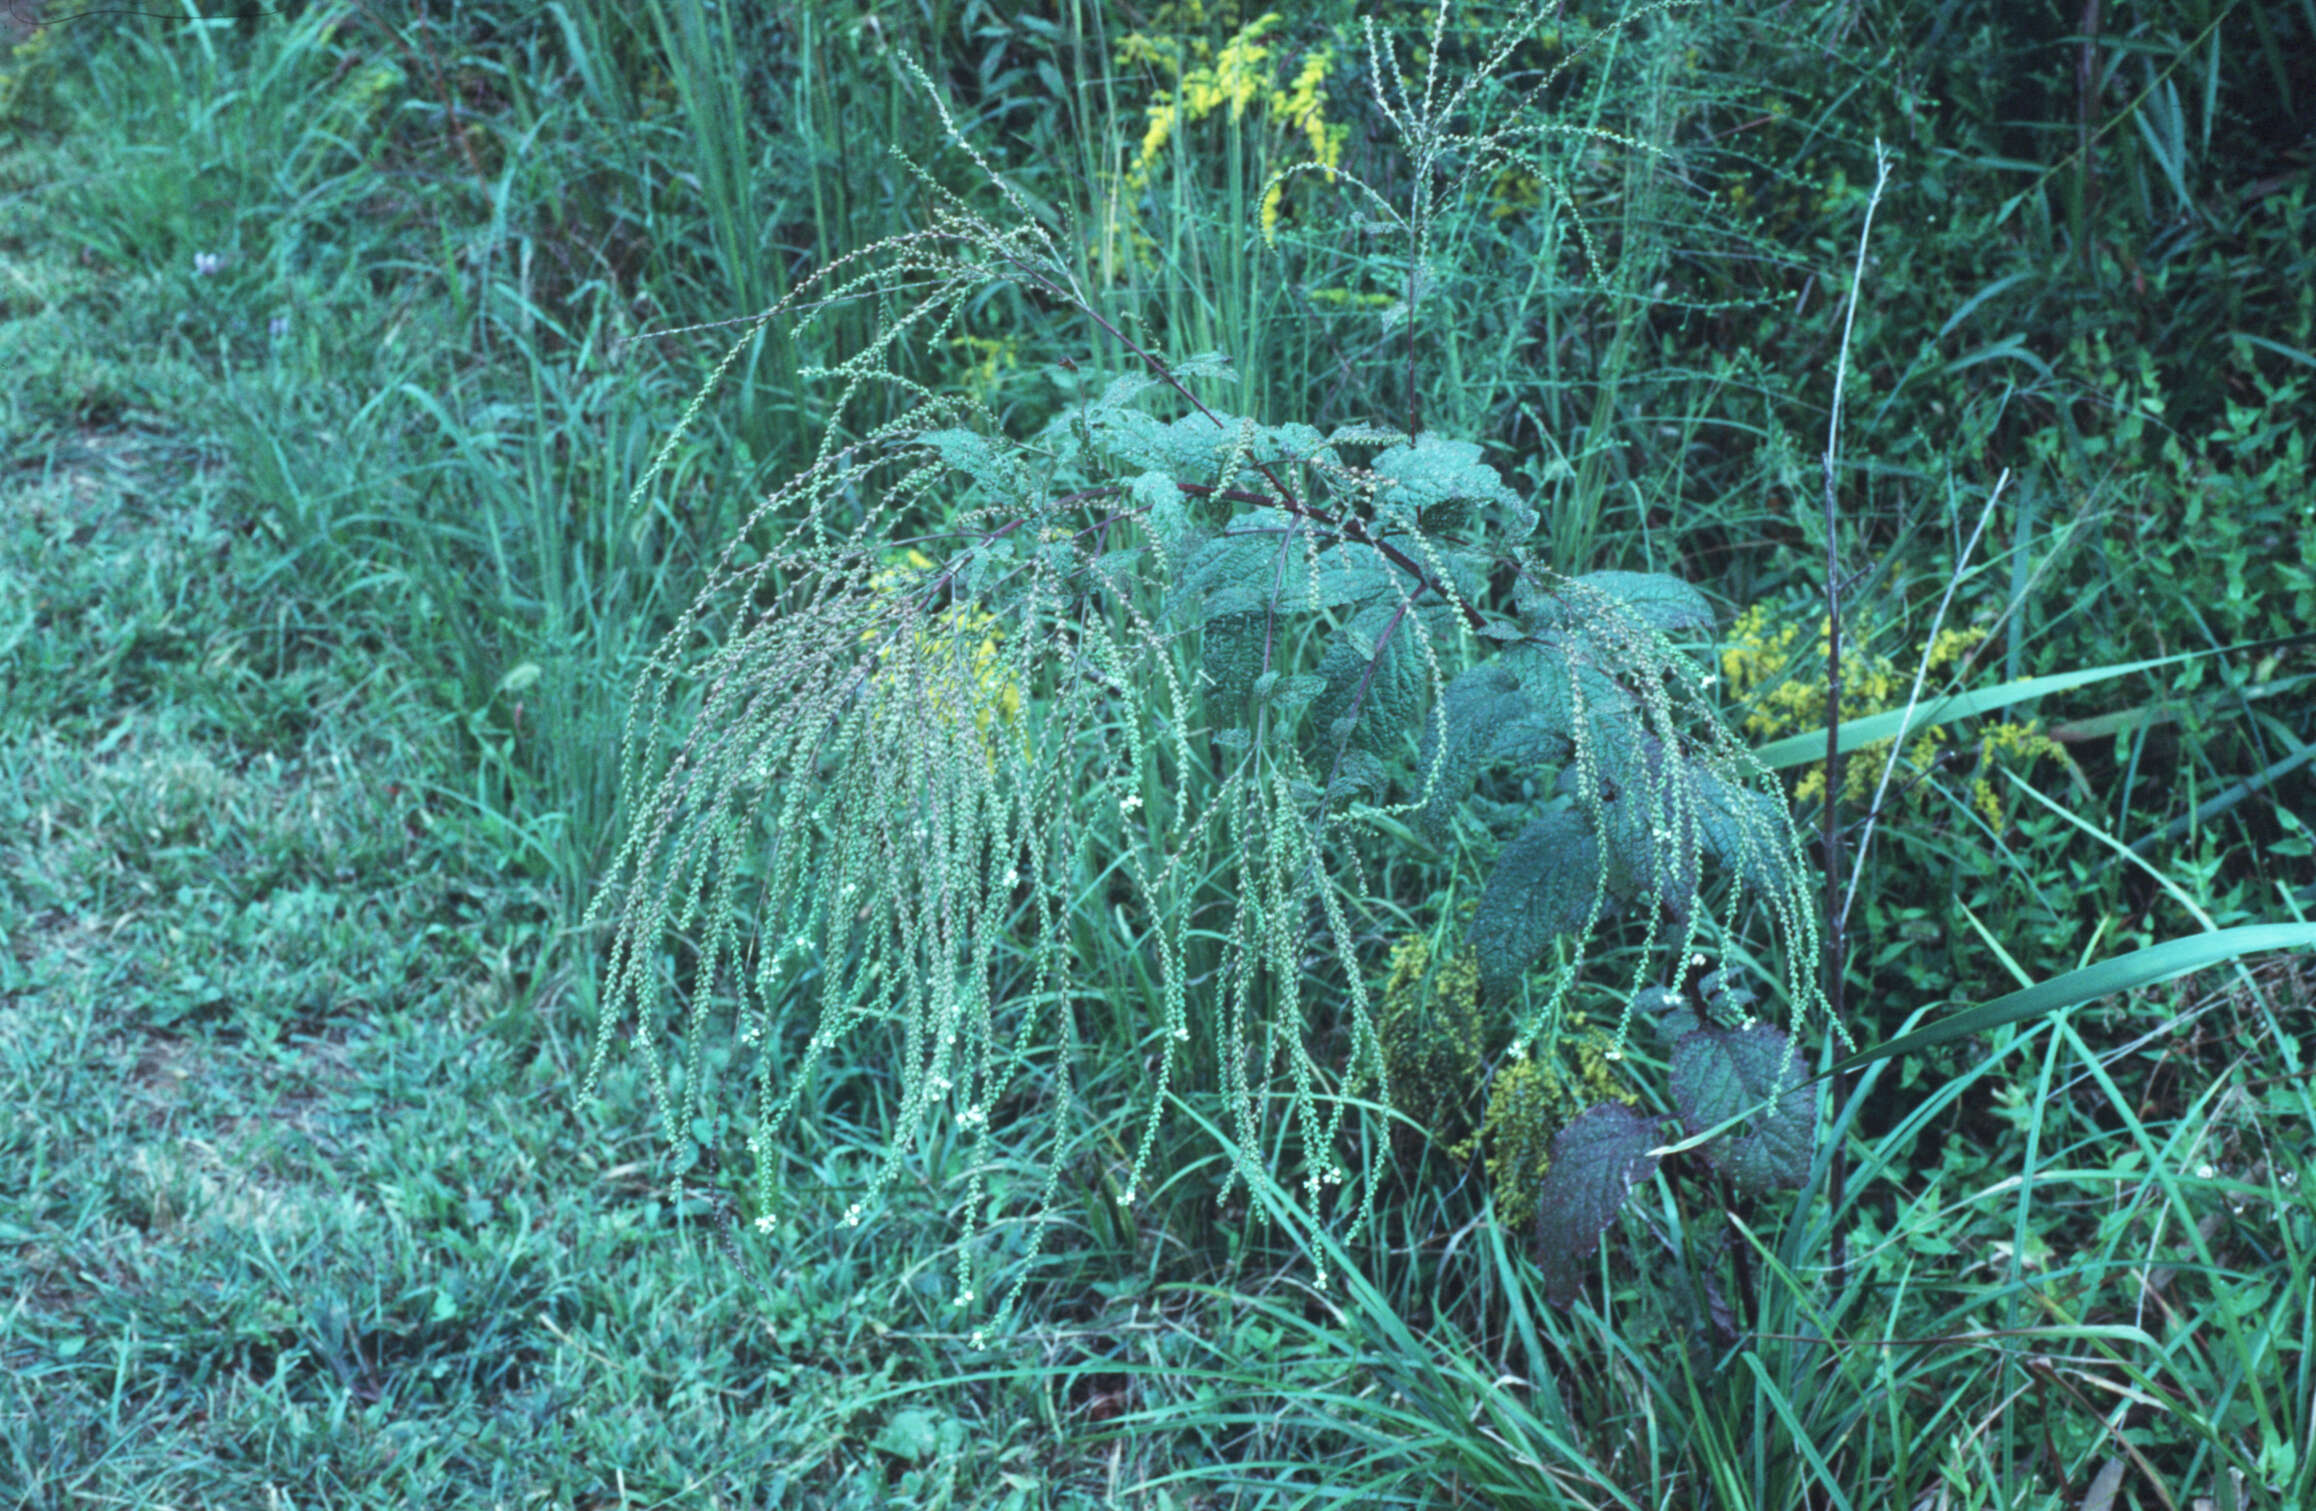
{"left": 1452, "top": 1013, "right": 1635, "bottom": 1230}
{"left": 1380, "top": 933, "right": 1489, "bottom": 1140}
{"left": 1723, "top": 604, "right": 2065, "bottom": 824}
{"left": 1381, "top": 930, "right": 1635, "bottom": 1228}
{"left": 946, "top": 333, "right": 1017, "bottom": 399}
{"left": 1113, "top": 9, "right": 1349, "bottom": 253}
{"left": 1971, "top": 718, "right": 2066, "bottom": 827}
{"left": 863, "top": 550, "right": 1024, "bottom": 753}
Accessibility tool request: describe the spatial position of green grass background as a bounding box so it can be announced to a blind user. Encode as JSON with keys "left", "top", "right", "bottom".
{"left": 2, "top": 1, "right": 2312, "bottom": 1506}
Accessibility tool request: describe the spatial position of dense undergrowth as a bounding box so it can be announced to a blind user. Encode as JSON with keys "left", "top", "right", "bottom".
{"left": 2, "top": 1, "right": 2312, "bottom": 1506}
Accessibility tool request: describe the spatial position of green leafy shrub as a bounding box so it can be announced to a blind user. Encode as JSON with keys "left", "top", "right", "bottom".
{"left": 583, "top": 18, "right": 1828, "bottom": 1326}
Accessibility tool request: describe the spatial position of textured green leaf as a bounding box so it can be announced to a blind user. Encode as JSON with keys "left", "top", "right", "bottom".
{"left": 1169, "top": 350, "right": 1239, "bottom": 382}
{"left": 1169, "top": 515, "right": 1292, "bottom": 621}
{"left": 870, "top": 1407, "right": 949, "bottom": 1463}
{"left": 1308, "top": 543, "right": 1400, "bottom": 608}
{"left": 1468, "top": 809, "right": 1606, "bottom": 1002}
{"left": 1500, "top": 636, "right": 1640, "bottom": 756}
{"left": 914, "top": 427, "right": 1013, "bottom": 494}
{"left": 1523, "top": 570, "right": 1714, "bottom": 637}
{"left": 1587, "top": 745, "right": 1794, "bottom": 920}
{"left": 1670, "top": 1024, "right": 1813, "bottom": 1196}
{"left": 1199, "top": 610, "right": 1274, "bottom": 707}
{"left": 1130, "top": 469, "right": 1191, "bottom": 553}
{"left": 1535, "top": 1102, "right": 1663, "bottom": 1306}
{"left": 1321, "top": 746, "right": 1388, "bottom": 802}
{"left": 1826, "top": 922, "right": 2316, "bottom": 1076}
{"left": 1416, "top": 661, "right": 1531, "bottom": 834}
{"left": 1324, "top": 422, "right": 1409, "bottom": 450}
{"left": 1311, "top": 600, "right": 1425, "bottom": 758}
{"left": 1371, "top": 433, "right": 1521, "bottom": 532}
{"left": 1258, "top": 672, "right": 1328, "bottom": 713}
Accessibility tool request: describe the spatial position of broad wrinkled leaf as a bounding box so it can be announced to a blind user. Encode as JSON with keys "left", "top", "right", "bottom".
{"left": 1468, "top": 809, "right": 1607, "bottom": 1002}
{"left": 1416, "top": 661, "right": 1531, "bottom": 836}
{"left": 914, "top": 427, "right": 1017, "bottom": 497}
{"left": 1169, "top": 514, "right": 1293, "bottom": 621}
{"left": 1169, "top": 350, "right": 1239, "bottom": 382}
{"left": 1371, "top": 433, "right": 1522, "bottom": 532}
{"left": 1130, "top": 470, "right": 1191, "bottom": 553}
{"left": 1322, "top": 746, "right": 1388, "bottom": 802}
{"left": 1311, "top": 600, "right": 1425, "bottom": 756}
{"left": 1582, "top": 738, "right": 1794, "bottom": 921}
{"left": 1535, "top": 1102, "right": 1663, "bottom": 1306}
{"left": 1255, "top": 672, "right": 1328, "bottom": 713}
{"left": 1200, "top": 610, "right": 1270, "bottom": 706}
{"left": 1520, "top": 570, "right": 1713, "bottom": 637}
{"left": 1308, "top": 542, "right": 1400, "bottom": 607}
{"left": 1670, "top": 1024, "right": 1814, "bottom": 1197}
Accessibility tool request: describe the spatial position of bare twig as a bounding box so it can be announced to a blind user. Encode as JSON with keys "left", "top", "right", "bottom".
{"left": 1820, "top": 139, "right": 1890, "bottom": 1283}
{"left": 1839, "top": 468, "right": 2011, "bottom": 935}
{"left": 1819, "top": 139, "right": 1891, "bottom": 1033}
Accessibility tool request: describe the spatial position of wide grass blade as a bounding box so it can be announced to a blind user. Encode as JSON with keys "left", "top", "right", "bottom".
{"left": 1826, "top": 923, "right": 2316, "bottom": 1076}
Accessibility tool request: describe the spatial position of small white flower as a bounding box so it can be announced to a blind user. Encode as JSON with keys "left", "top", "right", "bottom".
{"left": 753, "top": 1213, "right": 776, "bottom": 1234}
{"left": 193, "top": 251, "right": 222, "bottom": 276}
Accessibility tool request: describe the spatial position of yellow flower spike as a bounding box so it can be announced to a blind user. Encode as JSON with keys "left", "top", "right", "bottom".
{"left": 862, "top": 550, "right": 1027, "bottom": 765}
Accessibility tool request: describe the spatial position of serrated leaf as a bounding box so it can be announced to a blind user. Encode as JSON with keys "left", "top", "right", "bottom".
{"left": 1311, "top": 600, "right": 1424, "bottom": 759}
{"left": 1168, "top": 511, "right": 1295, "bottom": 621}
{"left": 1090, "top": 546, "right": 1145, "bottom": 582}
{"left": 1416, "top": 661, "right": 1531, "bottom": 835}
{"left": 914, "top": 427, "right": 1013, "bottom": 495}
{"left": 1535, "top": 1102, "right": 1663, "bottom": 1306}
{"left": 1259, "top": 673, "right": 1327, "bottom": 713}
{"left": 1309, "top": 543, "right": 1400, "bottom": 608}
{"left": 1200, "top": 610, "right": 1269, "bottom": 706}
{"left": 1130, "top": 470, "right": 1189, "bottom": 551}
{"left": 1468, "top": 809, "right": 1606, "bottom": 1002}
{"left": 1324, "top": 422, "right": 1409, "bottom": 450}
{"left": 1370, "top": 433, "right": 1520, "bottom": 532}
{"left": 1322, "top": 747, "right": 1388, "bottom": 801}
{"left": 870, "top": 1408, "right": 947, "bottom": 1463}
{"left": 1582, "top": 738, "right": 1795, "bottom": 921}
{"left": 1631, "top": 986, "right": 1684, "bottom": 1016}
{"left": 1170, "top": 350, "right": 1239, "bottom": 382}
{"left": 1670, "top": 1024, "right": 1814, "bottom": 1197}
{"left": 1575, "top": 571, "right": 1715, "bottom": 635}
{"left": 1097, "top": 369, "right": 1164, "bottom": 410}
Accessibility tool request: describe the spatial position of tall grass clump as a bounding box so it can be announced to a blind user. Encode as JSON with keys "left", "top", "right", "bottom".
{"left": 582, "top": 3, "right": 1828, "bottom": 1337}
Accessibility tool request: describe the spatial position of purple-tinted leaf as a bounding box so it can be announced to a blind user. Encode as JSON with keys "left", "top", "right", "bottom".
{"left": 1670, "top": 1024, "right": 1815, "bottom": 1197}
{"left": 1535, "top": 1102, "right": 1664, "bottom": 1306}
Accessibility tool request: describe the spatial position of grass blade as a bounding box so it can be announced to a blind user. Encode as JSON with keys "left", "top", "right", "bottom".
{"left": 1826, "top": 923, "right": 2316, "bottom": 1076}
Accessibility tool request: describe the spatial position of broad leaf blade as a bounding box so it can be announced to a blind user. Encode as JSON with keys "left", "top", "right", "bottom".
{"left": 1826, "top": 923, "right": 2316, "bottom": 1077}
{"left": 1468, "top": 809, "right": 1606, "bottom": 1002}
{"left": 1535, "top": 1103, "right": 1663, "bottom": 1306}
{"left": 1670, "top": 1025, "right": 1814, "bottom": 1196}
{"left": 1752, "top": 654, "right": 2198, "bottom": 771}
